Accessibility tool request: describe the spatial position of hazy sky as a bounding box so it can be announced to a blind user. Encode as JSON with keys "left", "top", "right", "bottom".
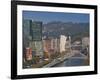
{"left": 23, "top": 11, "right": 89, "bottom": 24}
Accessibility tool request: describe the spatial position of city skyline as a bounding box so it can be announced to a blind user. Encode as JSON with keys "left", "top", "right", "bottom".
{"left": 23, "top": 11, "right": 89, "bottom": 24}
{"left": 23, "top": 11, "right": 90, "bottom": 69}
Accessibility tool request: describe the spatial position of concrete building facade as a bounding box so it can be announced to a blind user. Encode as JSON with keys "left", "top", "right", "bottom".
{"left": 60, "top": 35, "right": 67, "bottom": 53}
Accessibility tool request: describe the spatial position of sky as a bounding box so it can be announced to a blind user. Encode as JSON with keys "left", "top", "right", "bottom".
{"left": 23, "top": 11, "right": 89, "bottom": 24}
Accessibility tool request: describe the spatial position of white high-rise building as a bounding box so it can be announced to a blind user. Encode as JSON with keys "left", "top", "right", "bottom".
{"left": 60, "top": 35, "right": 67, "bottom": 53}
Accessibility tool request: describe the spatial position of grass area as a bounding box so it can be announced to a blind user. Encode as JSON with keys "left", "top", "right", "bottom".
{"left": 32, "top": 60, "right": 51, "bottom": 68}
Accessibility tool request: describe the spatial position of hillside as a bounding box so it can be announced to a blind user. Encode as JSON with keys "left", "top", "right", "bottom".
{"left": 43, "top": 21, "right": 89, "bottom": 41}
